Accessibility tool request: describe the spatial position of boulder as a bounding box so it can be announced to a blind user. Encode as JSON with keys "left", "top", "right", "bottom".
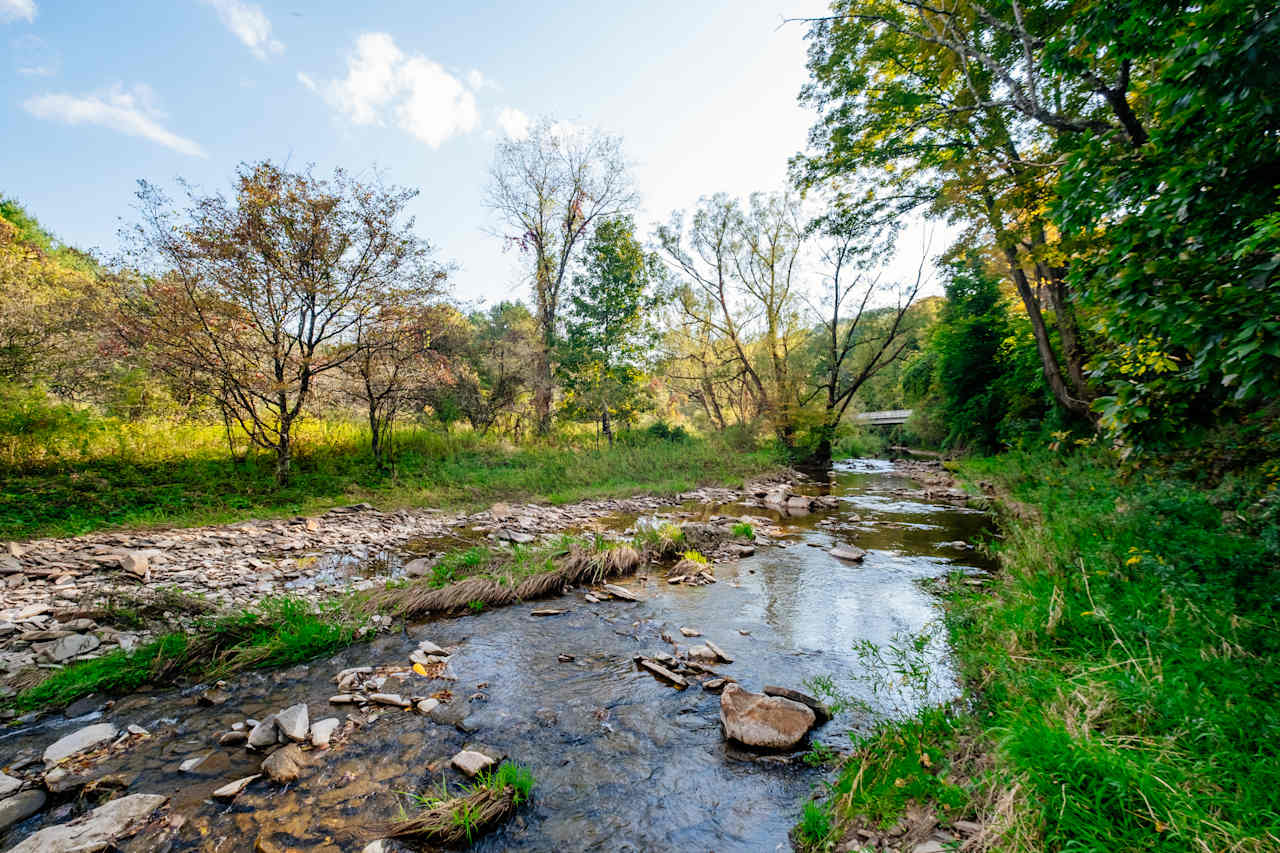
{"left": 601, "top": 583, "right": 640, "bottom": 602}
{"left": 415, "top": 698, "right": 440, "bottom": 715}
{"left": 5, "top": 792, "right": 165, "bottom": 852}
{"left": 118, "top": 552, "right": 149, "bottom": 577}
{"left": 829, "top": 543, "right": 867, "bottom": 562}
{"left": 309, "top": 718, "right": 340, "bottom": 749}
{"left": 762, "top": 685, "right": 832, "bottom": 724}
{"left": 261, "top": 744, "right": 306, "bottom": 784}
{"left": 763, "top": 488, "right": 790, "bottom": 508}
{"left": 42, "top": 723, "right": 117, "bottom": 765}
{"left": 416, "top": 639, "right": 447, "bottom": 656}
{"left": 719, "top": 683, "right": 815, "bottom": 749}
{"left": 218, "top": 731, "right": 248, "bottom": 747}
{"left": 274, "top": 704, "right": 309, "bottom": 742}
{"left": 0, "top": 789, "right": 45, "bottom": 832}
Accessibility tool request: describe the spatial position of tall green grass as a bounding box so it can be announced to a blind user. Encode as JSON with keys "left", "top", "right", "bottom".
{"left": 802, "top": 449, "right": 1280, "bottom": 851}
{"left": 0, "top": 418, "right": 780, "bottom": 539}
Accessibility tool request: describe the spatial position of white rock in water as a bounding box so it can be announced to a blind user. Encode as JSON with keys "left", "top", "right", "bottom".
{"left": 415, "top": 698, "right": 439, "bottom": 715}
{"left": 829, "top": 543, "right": 867, "bottom": 562}
{"left": 246, "top": 715, "right": 279, "bottom": 749}
{"left": 211, "top": 774, "right": 259, "bottom": 799}
{"left": 416, "top": 639, "right": 447, "bottom": 656}
{"left": 0, "top": 771, "right": 22, "bottom": 797}
{"left": 178, "top": 754, "right": 208, "bottom": 772}
{"left": 6, "top": 793, "right": 166, "bottom": 852}
{"left": 450, "top": 750, "right": 496, "bottom": 778}
{"left": 309, "top": 718, "right": 340, "bottom": 749}
{"left": 43, "top": 722, "right": 117, "bottom": 765}
{"left": 274, "top": 703, "right": 309, "bottom": 742}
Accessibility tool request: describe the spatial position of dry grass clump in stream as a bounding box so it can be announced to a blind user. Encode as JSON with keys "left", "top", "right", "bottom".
{"left": 364, "top": 536, "right": 647, "bottom": 619}
{"left": 377, "top": 762, "right": 534, "bottom": 846}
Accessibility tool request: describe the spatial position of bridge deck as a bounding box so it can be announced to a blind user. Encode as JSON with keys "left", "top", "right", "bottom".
{"left": 853, "top": 409, "right": 912, "bottom": 426}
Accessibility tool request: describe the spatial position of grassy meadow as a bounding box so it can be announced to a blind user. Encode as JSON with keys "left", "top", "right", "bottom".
{"left": 0, "top": 415, "right": 780, "bottom": 540}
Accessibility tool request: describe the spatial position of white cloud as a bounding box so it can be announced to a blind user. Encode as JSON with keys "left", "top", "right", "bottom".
{"left": 0, "top": 0, "right": 35, "bottom": 23}
{"left": 496, "top": 107, "right": 530, "bottom": 140}
{"left": 466, "top": 69, "right": 498, "bottom": 91}
{"left": 296, "top": 71, "right": 317, "bottom": 92}
{"left": 23, "top": 84, "right": 207, "bottom": 157}
{"left": 319, "top": 32, "right": 478, "bottom": 149}
{"left": 200, "top": 0, "right": 282, "bottom": 60}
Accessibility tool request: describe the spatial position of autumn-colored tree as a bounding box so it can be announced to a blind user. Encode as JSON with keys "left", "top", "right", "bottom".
{"left": 123, "top": 161, "right": 436, "bottom": 484}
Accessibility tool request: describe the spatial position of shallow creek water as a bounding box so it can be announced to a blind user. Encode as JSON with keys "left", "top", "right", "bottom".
{"left": 0, "top": 459, "right": 995, "bottom": 852}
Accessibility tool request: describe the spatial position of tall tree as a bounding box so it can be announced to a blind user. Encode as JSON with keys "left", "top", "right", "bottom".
{"left": 658, "top": 192, "right": 808, "bottom": 447}
{"left": 486, "top": 120, "right": 638, "bottom": 435}
{"left": 123, "top": 161, "right": 435, "bottom": 484}
{"left": 558, "top": 216, "right": 662, "bottom": 443}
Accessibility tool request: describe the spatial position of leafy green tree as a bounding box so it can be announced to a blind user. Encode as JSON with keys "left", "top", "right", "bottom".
{"left": 558, "top": 217, "right": 661, "bottom": 443}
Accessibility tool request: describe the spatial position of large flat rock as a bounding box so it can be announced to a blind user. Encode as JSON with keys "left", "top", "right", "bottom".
{"left": 6, "top": 792, "right": 166, "bottom": 852}
{"left": 42, "top": 723, "right": 117, "bottom": 765}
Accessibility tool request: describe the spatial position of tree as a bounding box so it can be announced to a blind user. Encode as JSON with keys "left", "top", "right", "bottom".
{"left": 344, "top": 297, "right": 451, "bottom": 469}
{"left": 558, "top": 216, "right": 662, "bottom": 443}
{"left": 801, "top": 215, "right": 923, "bottom": 466}
{"left": 421, "top": 302, "right": 536, "bottom": 437}
{"left": 486, "top": 120, "right": 638, "bottom": 435}
{"left": 792, "top": 0, "right": 1099, "bottom": 420}
{"left": 123, "top": 161, "right": 435, "bottom": 484}
{"left": 658, "top": 192, "right": 808, "bottom": 447}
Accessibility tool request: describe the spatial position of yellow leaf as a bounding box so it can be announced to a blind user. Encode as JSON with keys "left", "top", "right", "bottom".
{"left": 413, "top": 663, "right": 428, "bottom": 676}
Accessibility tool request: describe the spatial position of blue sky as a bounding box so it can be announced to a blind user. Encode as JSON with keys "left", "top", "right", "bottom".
{"left": 3, "top": 0, "right": 939, "bottom": 304}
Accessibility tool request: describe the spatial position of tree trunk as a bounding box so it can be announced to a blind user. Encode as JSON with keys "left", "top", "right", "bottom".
{"left": 533, "top": 343, "right": 553, "bottom": 436}
{"left": 274, "top": 430, "right": 292, "bottom": 486}
{"left": 601, "top": 406, "right": 613, "bottom": 446}
{"left": 1002, "top": 247, "right": 1092, "bottom": 418}
{"left": 368, "top": 403, "right": 384, "bottom": 469}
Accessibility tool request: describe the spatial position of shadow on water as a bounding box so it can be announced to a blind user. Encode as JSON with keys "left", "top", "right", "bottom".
{"left": 0, "top": 458, "right": 995, "bottom": 852}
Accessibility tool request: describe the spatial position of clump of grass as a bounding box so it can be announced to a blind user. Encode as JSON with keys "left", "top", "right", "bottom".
{"left": 428, "top": 546, "right": 492, "bottom": 588}
{"left": 481, "top": 761, "right": 535, "bottom": 805}
{"left": 731, "top": 522, "right": 755, "bottom": 540}
{"left": 681, "top": 550, "right": 707, "bottom": 564}
{"left": 633, "top": 522, "right": 686, "bottom": 558}
{"left": 797, "top": 801, "right": 831, "bottom": 847}
{"left": 382, "top": 761, "right": 534, "bottom": 845}
{"left": 11, "top": 595, "right": 364, "bottom": 712}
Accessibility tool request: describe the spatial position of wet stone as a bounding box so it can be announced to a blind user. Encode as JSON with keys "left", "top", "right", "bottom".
{"left": 0, "top": 789, "right": 46, "bottom": 831}
{"left": 43, "top": 722, "right": 117, "bottom": 765}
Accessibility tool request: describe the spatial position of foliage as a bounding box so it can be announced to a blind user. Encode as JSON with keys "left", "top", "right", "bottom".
{"left": 730, "top": 522, "right": 754, "bottom": 540}
{"left": 557, "top": 216, "right": 663, "bottom": 440}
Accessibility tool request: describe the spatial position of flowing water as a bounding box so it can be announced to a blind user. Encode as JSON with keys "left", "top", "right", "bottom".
{"left": 0, "top": 459, "right": 995, "bottom": 852}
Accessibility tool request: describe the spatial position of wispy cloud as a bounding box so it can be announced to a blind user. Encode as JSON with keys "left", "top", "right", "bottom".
{"left": 315, "top": 32, "right": 478, "bottom": 149}
{"left": 496, "top": 107, "right": 530, "bottom": 140}
{"left": 23, "top": 84, "right": 207, "bottom": 157}
{"left": 200, "top": 0, "right": 282, "bottom": 60}
{"left": 296, "top": 71, "right": 317, "bottom": 92}
{"left": 0, "top": 0, "right": 36, "bottom": 23}
{"left": 12, "top": 33, "right": 57, "bottom": 76}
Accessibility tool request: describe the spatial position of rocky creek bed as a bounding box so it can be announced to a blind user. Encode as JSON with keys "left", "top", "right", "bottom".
{"left": 0, "top": 458, "right": 995, "bottom": 852}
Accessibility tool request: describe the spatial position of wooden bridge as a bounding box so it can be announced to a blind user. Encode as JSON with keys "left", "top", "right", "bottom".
{"left": 853, "top": 409, "right": 912, "bottom": 426}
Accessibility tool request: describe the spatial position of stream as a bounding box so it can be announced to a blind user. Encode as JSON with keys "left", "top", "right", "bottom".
{"left": 0, "top": 458, "right": 995, "bottom": 852}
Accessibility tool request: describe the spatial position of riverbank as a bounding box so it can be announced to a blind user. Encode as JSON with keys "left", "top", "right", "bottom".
{"left": 798, "top": 449, "right": 1280, "bottom": 851}
{"left": 1, "top": 474, "right": 805, "bottom": 714}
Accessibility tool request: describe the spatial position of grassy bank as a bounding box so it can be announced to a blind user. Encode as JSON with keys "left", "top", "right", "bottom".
{"left": 800, "top": 449, "right": 1280, "bottom": 851}
{"left": 0, "top": 419, "right": 779, "bottom": 539}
